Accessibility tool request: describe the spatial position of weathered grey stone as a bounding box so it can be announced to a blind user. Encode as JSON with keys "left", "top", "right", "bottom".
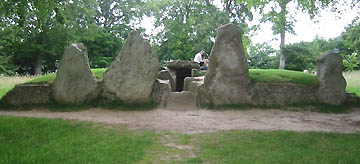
{"left": 183, "top": 77, "right": 203, "bottom": 92}
{"left": 2, "top": 84, "right": 52, "bottom": 105}
{"left": 204, "top": 24, "right": 252, "bottom": 105}
{"left": 166, "top": 60, "right": 200, "bottom": 70}
{"left": 158, "top": 70, "right": 175, "bottom": 92}
{"left": 53, "top": 43, "right": 99, "bottom": 104}
{"left": 104, "top": 31, "right": 159, "bottom": 103}
{"left": 166, "top": 60, "right": 198, "bottom": 92}
{"left": 166, "top": 91, "right": 197, "bottom": 110}
{"left": 151, "top": 79, "right": 171, "bottom": 108}
{"left": 316, "top": 51, "right": 347, "bottom": 105}
{"left": 252, "top": 83, "right": 318, "bottom": 105}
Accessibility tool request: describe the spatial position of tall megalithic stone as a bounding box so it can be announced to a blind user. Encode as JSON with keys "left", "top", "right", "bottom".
{"left": 204, "top": 24, "right": 252, "bottom": 105}
{"left": 53, "top": 43, "right": 100, "bottom": 104}
{"left": 104, "top": 31, "right": 160, "bottom": 103}
{"left": 316, "top": 51, "right": 347, "bottom": 105}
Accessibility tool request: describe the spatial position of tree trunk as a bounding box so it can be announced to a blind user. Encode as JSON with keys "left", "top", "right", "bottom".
{"left": 278, "top": 0, "right": 288, "bottom": 70}
{"left": 279, "top": 31, "right": 285, "bottom": 69}
{"left": 34, "top": 53, "right": 42, "bottom": 76}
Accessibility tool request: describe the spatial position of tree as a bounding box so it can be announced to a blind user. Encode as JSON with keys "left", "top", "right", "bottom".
{"left": 260, "top": 0, "right": 337, "bottom": 69}
{"left": 247, "top": 43, "right": 278, "bottom": 69}
{"left": 283, "top": 41, "right": 318, "bottom": 71}
{"left": 222, "top": 0, "right": 263, "bottom": 56}
{"left": 147, "top": 0, "right": 230, "bottom": 61}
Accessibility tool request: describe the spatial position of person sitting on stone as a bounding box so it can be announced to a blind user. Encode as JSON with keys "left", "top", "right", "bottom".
{"left": 193, "top": 50, "right": 208, "bottom": 70}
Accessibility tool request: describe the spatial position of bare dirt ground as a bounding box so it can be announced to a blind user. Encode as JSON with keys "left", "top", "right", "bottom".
{"left": 1, "top": 108, "right": 360, "bottom": 134}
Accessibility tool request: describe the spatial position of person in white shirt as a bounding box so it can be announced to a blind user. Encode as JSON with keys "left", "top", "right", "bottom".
{"left": 194, "top": 50, "right": 208, "bottom": 70}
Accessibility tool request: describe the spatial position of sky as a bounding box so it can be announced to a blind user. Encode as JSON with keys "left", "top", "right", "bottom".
{"left": 140, "top": 0, "right": 358, "bottom": 49}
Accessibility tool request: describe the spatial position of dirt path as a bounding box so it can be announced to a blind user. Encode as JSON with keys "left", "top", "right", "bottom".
{"left": 1, "top": 108, "right": 360, "bottom": 134}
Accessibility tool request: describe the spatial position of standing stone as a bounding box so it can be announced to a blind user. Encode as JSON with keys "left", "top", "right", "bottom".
{"left": 104, "top": 31, "right": 159, "bottom": 103}
{"left": 204, "top": 24, "right": 252, "bottom": 105}
{"left": 316, "top": 51, "right": 347, "bottom": 105}
{"left": 53, "top": 43, "right": 99, "bottom": 104}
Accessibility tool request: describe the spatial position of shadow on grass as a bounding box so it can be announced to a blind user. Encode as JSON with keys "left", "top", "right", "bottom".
{"left": 0, "top": 99, "right": 158, "bottom": 112}
{"left": 201, "top": 102, "right": 360, "bottom": 114}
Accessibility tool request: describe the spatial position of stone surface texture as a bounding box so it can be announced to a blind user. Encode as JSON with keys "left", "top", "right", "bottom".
{"left": 316, "top": 51, "right": 347, "bottom": 105}
{"left": 183, "top": 77, "right": 203, "bottom": 92}
{"left": 104, "top": 31, "right": 159, "bottom": 103}
{"left": 204, "top": 24, "right": 253, "bottom": 105}
{"left": 2, "top": 84, "right": 52, "bottom": 105}
{"left": 151, "top": 79, "right": 171, "bottom": 108}
{"left": 166, "top": 91, "right": 197, "bottom": 110}
{"left": 253, "top": 83, "right": 318, "bottom": 105}
{"left": 53, "top": 43, "right": 99, "bottom": 104}
{"left": 158, "top": 70, "right": 175, "bottom": 92}
{"left": 166, "top": 60, "right": 200, "bottom": 70}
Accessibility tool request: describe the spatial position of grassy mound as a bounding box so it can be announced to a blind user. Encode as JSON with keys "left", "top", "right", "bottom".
{"left": 249, "top": 69, "right": 318, "bottom": 86}
{"left": 27, "top": 68, "right": 107, "bottom": 84}
{"left": 28, "top": 68, "right": 318, "bottom": 86}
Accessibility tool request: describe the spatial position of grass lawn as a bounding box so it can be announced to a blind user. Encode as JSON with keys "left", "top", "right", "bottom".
{"left": 184, "top": 131, "right": 360, "bottom": 164}
{"left": 344, "top": 70, "right": 360, "bottom": 96}
{"left": 0, "top": 116, "right": 157, "bottom": 163}
{"left": 1, "top": 116, "right": 360, "bottom": 163}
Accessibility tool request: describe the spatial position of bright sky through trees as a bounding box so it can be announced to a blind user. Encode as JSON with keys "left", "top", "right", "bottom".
{"left": 140, "top": 0, "right": 358, "bottom": 49}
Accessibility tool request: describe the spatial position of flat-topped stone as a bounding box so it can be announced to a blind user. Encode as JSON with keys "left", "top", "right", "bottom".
{"left": 166, "top": 60, "right": 200, "bottom": 70}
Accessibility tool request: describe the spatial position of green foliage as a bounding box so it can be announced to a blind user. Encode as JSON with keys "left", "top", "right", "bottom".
{"left": 147, "top": 0, "right": 230, "bottom": 61}
{"left": 188, "top": 130, "right": 360, "bottom": 163}
{"left": 0, "top": 116, "right": 156, "bottom": 163}
{"left": 0, "top": 0, "right": 144, "bottom": 75}
{"left": 0, "top": 55, "right": 18, "bottom": 76}
{"left": 249, "top": 69, "right": 318, "bottom": 86}
{"left": 258, "top": 0, "right": 337, "bottom": 69}
{"left": 247, "top": 43, "right": 278, "bottom": 69}
{"left": 283, "top": 42, "right": 319, "bottom": 71}
{"left": 343, "top": 53, "right": 360, "bottom": 71}
{"left": 343, "top": 18, "right": 360, "bottom": 53}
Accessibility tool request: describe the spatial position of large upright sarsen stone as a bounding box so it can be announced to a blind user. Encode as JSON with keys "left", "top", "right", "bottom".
{"left": 316, "top": 51, "right": 347, "bottom": 105}
{"left": 104, "top": 31, "right": 159, "bottom": 103}
{"left": 53, "top": 43, "right": 99, "bottom": 104}
{"left": 204, "top": 24, "right": 252, "bottom": 105}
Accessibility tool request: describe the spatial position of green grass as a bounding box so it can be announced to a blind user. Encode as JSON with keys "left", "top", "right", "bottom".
{"left": 0, "top": 76, "right": 35, "bottom": 99}
{"left": 184, "top": 130, "right": 360, "bottom": 164}
{"left": 27, "top": 69, "right": 318, "bottom": 86}
{"left": 27, "top": 73, "right": 57, "bottom": 84}
{"left": 344, "top": 70, "right": 360, "bottom": 96}
{"left": 27, "top": 68, "right": 107, "bottom": 84}
{"left": 1, "top": 116, "right": 360, "bottom": 163}
{"left": 249, "top": 69, "right": 319, "bottom": 86}
{"left": 0, "top": 116, "right": 156, "bottom": 163}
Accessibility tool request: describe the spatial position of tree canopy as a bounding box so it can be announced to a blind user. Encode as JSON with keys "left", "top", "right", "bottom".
{"left": 0, "top": 0, "right": 358, "bottom": 76}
